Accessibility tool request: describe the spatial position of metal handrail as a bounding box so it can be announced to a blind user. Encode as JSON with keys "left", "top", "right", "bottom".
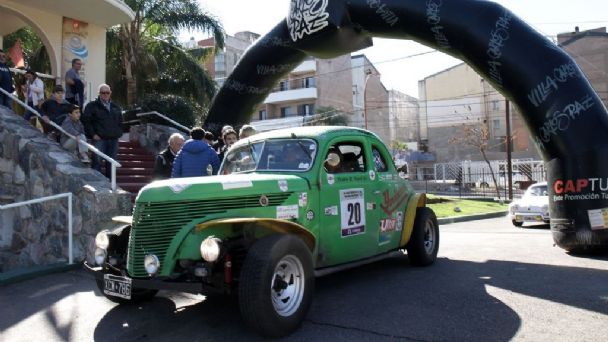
{"left": 0, "top": 88, "right": 122, "bottom": 190}
{"left": 0, "top": 193, "right": 73, "bottom": 264}
{"left": 9, "top": 67, "right": 57, "bottom": 80}
{"left": 136, "top": 111, "right": 191, "bottom": 132}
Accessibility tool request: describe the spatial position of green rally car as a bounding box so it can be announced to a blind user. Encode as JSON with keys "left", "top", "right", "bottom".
{"left": 85, "top": 126, "right": 439, "bottom": 337}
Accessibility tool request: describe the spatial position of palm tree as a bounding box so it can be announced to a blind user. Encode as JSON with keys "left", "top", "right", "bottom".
{"left": 109, "top": 0, "right": 224, "bottom": 108}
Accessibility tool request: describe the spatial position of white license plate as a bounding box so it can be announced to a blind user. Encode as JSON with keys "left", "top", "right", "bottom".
{"left": 103, "top": 274, "right": 132, "bottom": 299}
{"left": 516, "top": 215, "right": 542, "bottom": 222}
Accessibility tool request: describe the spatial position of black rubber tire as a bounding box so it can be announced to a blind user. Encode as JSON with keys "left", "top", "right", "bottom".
{"left": 512, "top": 220, "right": 524, "bottom": 227}
{"left": 406, "top": 207, "right": 440, "bottom": 266}
{"left": 95, "top": 279, "right": 158, "bottom": 304}
{"left": 238, "top": 234, "right": 314, "bottom": 337}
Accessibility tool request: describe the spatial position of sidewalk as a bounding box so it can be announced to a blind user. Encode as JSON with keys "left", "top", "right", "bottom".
{"left": 438, "top": 211, "right": 508, "bottom": 225}
{"left": 0, "top": 263, "right": 80, "bottom": 287}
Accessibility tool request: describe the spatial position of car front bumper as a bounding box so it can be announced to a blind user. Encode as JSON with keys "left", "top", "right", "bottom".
{"left": 83, "top": 261, "right": 214, "bottom": 294}
{"left": 508, "top": 212, "right": 550, "bottom": 223}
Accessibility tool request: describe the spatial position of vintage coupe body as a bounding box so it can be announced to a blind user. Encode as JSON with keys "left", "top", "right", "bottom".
{"left": 86, "top": 126, "right": 439, "bottom": 337}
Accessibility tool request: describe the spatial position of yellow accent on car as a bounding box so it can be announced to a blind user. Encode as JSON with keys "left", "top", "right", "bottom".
{"left": 399, "top": 193, "right": 427, "bottom": 247}
{"left": 195, "top": 218, "right": 316, "bottom": 251}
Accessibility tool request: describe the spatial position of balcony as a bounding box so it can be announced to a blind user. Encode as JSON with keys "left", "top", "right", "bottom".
{"left": 291, "top": 60, "right": 316, "bottom": 74}
{"left": 264, "top": 86, "right": 317, "bottom": 104}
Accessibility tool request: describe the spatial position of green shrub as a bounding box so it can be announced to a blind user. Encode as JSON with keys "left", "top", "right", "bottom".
{"left": 140, "top": 94, "right": 197, "bottom": 128}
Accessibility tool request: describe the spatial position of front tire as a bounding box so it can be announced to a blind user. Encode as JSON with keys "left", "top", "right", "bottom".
{"left": 238, "top": 234, "right": 314, "bottom": 337}
{"left": 406, "top": 207, "right": 440, "bottom": 266}
{"left": 512, "top": 220, "right": 523, "bottom": 227}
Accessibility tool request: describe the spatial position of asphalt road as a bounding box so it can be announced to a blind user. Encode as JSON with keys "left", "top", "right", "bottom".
{"left": 1, "top": 217, "right": 607, "bottom": 341}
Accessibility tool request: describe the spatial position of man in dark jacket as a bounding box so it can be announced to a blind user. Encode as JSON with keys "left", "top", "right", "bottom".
{"left": 153, "top": 133, "right": 185, "bottom": 180}
{"left": 172, "top": 127, "right": 220, "bottom": 178}
{"left": 82, "top": 84, "right": 123, "bottom": 178}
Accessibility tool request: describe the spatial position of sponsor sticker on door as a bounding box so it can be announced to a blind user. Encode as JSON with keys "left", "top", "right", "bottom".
{"left": 340, "top": 188, "right": 366, "bottom": 237}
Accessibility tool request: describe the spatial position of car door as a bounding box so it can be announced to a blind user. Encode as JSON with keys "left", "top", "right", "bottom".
{"left": 317, "top": 138, "right": 378, "bottom": 267}
{"left": 368, "top": 142, "right": 410, "bottom": 254}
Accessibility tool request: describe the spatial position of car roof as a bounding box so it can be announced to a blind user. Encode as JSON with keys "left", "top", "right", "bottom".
{"left": 529, "top": 181, "right": 548, "bottom": 188}
{"left": 231, "top": 126, "right": 380, "bottom": 149}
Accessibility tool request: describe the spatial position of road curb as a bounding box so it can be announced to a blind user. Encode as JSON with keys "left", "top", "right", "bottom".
{"left": 0, "top": 263, "right": 81, "bottom": 287}
{"left": 438, "top": 211, "right": 508, "bottom": 225}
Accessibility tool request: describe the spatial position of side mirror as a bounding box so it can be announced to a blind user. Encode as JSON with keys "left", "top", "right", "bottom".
{"left": 325, "top": 152, "right": 341, "bottom": 168}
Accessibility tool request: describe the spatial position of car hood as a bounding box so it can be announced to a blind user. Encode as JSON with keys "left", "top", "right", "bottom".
{"left": 512, "top": 196, "right": 548, "bottom": 208}
{"left": 136, "top": 173, "right": 310, "bottom": 203}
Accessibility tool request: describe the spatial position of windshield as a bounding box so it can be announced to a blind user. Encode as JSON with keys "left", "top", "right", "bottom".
{"left": 220, "top": 139, "right": 317, "bottom": 174}
{"left": 526, "top": 184, "right": 548, "bottom": 197}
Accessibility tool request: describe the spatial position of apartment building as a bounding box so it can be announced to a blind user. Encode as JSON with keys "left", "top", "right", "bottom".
{"left": 418, "top": 26, "right": 608, "bottom": 164}
{"left": 198, "top": 31, "right": 260, "bottom": 87}
{"left": 558, "top": 27, "right": 608, "bottom": 108}
{"left": 252, "top": 54, "right": 407, "bottom": 145}
{"left": 418, "top": 63, "right": 540, "bottom": 163}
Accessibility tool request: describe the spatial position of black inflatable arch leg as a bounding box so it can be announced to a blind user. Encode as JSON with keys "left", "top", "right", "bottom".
{"left": 206, "top": 0, "right": 608, "bottom": 251}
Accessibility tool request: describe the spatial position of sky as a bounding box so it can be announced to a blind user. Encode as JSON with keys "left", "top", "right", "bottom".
{"left": 182, "top": 0, "right": 608, "bottom": 97}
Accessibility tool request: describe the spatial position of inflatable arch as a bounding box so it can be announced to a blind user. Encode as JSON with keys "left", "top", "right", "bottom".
{"left": 205, "top": 0, "right": 608, "bottom": 252}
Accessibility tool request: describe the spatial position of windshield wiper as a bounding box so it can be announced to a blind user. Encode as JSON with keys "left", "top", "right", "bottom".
{"left": 291, "top": 133, "right": 312, "bottom": 159}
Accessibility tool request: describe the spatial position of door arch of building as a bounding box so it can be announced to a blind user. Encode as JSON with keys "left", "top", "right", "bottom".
{"left": 205, "top": 0, "right": 608, "bottom": 252}
{"left": 0, "top": 4, "right": 59, "bottom": 79}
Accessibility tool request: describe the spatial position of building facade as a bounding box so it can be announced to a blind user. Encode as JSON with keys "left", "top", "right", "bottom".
{"left": 418, "top": 63, "right": 540, "bottom": 163}
{"left": 558, "top": 27, "right": 608, "bottom": 109}
{"left": 0, "top": 0, "right": 134, "bottom": 98}
{"left": 198, "top": 31, "right": 260, "bottom": 88}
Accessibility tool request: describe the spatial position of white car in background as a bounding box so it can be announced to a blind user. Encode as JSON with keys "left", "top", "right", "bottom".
{"left": 508, "top": 182, "right": 550, "bottom": 227}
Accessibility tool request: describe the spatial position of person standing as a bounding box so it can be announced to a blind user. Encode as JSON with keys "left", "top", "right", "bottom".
{"left": 172, "top": 127, "right": 220, "bottom": 178}
{"left": 153, "top": 133, "right": 185, "bottom": 180}
{"left": 0, "top": 49, "right": 15, "bottom": 109}
{"left": 82, "top": 84, "right": 123, "bottom": 178}
{"left": 22, "top": 69, "right": 45, "bottom": 123}
{"left": 65, "top": 58, "right": 84, "bottom": 107}
{"left": 218, "top": 128, "right": 238, "bottom": 162}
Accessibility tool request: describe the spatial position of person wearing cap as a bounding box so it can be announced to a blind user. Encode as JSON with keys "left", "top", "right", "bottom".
{"left": 21, "top": 69, "right": 45, "bottom": 124}
{"left": 0, "top": 49, "right": 15, "bottom": 109}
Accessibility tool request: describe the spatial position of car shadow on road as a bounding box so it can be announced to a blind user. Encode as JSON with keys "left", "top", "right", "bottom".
{"left": 88, "top": 255, "right": 608, "bottom": 341}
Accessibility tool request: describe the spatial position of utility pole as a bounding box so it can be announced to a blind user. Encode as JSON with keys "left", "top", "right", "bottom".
{"left": 506, "top": 99, "right": 513, "bottom": 200}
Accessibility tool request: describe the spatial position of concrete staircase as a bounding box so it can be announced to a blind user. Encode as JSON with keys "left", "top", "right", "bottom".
{"left": 115, "top": 141, "right": 155, "bottom": 197}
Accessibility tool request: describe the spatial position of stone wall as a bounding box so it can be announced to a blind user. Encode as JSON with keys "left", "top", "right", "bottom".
{"left": 129, "top": 123, "right": 188, "bottom": 155}
{"left": 0, "top": 107, "right": 132, "bottom": 272}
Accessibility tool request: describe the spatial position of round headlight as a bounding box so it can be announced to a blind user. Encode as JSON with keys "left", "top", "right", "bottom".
{"left": 144, "top": 254, "right": 160, "bottom": 275}
{"left": 95, "top": 248, "right": 107, "bottom": 265}
{"left": 200, "top": 237, "right": 222, "bottom": 262}
{"left": 95, "top": 231, "right": 110, "bottom": 250}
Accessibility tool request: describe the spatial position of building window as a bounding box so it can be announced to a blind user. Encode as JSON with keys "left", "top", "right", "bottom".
{"left": 280, "top": 106, "right": 295, "bottom": 117}
{"left": 302, "top": 77, "right": 315, "bottom": 88}
{"left": 215, "top": 53, "right": 225, "bottom": 73}
{"left": 259, "top": 109, "right": 268, "bottom": 120}
{"left": 298, "top": 104, "right": 315, "bottom": 116}
{"left": 279, "top": 80, "right": 289, "bottom": 91}
{"left": 492, "top": 100, "right": 500, "bottom": 111}
{"left": 493, "top": 119, "right": 501, "bottom": 131}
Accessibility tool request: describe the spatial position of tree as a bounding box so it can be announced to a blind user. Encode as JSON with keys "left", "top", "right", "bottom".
{"left": 304, "top": 106, "right": 349, "bottom": 126}
{"left": 449, "top": 123, "right": 505, "bottom": 200}
{"left": 3, "top": 27, "right": 51, "bottom": 73}
{"left": 109, "top": 0, "right": 225, "bottom": 108}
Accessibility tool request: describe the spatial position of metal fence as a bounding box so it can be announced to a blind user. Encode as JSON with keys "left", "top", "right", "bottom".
{"left": 408, "top": 159, "right": 547, "bottom": 199}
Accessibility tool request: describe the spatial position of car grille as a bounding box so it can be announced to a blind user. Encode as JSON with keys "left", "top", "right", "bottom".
{"left": 127, "top": 193, "right": 292, "bottom": 277}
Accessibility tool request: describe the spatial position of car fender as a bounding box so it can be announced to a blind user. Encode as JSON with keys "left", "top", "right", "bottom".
{"left": 399, "top": 193, "right": 427, "bottom": 247}
{"left": 194, "top": 218, "right": 316, "bottom": 251}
